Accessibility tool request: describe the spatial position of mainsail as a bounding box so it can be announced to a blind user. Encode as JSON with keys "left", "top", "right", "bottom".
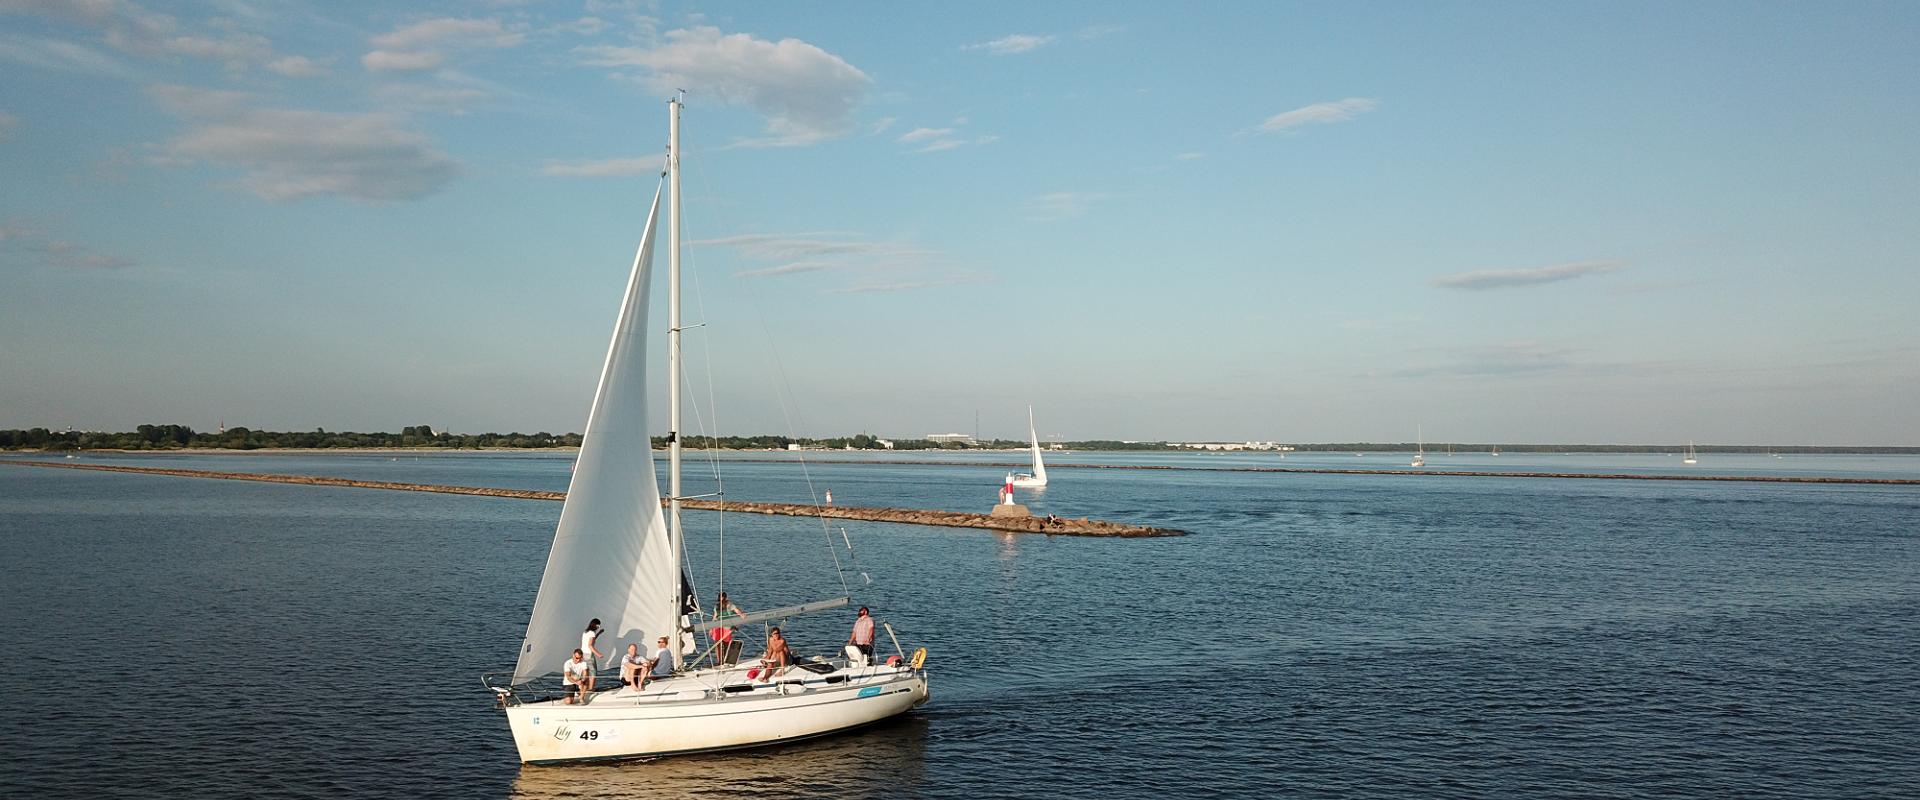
{"left": 513, "top": 184, "right": 677, "bottom": 681}
{"left": 1027, "top": 407, "right": 1047, "bottom": 483}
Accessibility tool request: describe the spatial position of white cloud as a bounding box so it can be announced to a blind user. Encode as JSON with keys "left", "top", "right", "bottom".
{"left": 581, "top": 27, "right": 870, "bottom": 146}
{"left": 148, "top": 84, "right": 459, "bottom": 202}
{"left": 694, "top": 233, "right": 929, "bottom": 261}
{"left": 539, "top": 154, "right": 665, "bottom": 177}
{"left": 1175, "top": 151, "right": 1205, "bottom": 161}
{"left": 964, "top": 33, "right": 1056, "bottom": 55}
{"left": 1024, "top": 191, "right": 1108, "bottom": 221}
{"left": 265, "top": 54, "right": 327, "bottom": 77}
{"left": 1432, "top": 260, "right": 1625, "bottom": 290}
{"left": 867, "top": 116, "right": 896, "bottom": 136}
{"left": 896, "top": 127, "right": 952, "bottom": 143}
{"left": 371, "top": 17, "right": 522, "bottom": 51}
{"left": 734, "top": 261, "right": 835, "bottom": 278}
{"left": 362, "top": 49, "right": 443, "bottom": 72}
{"left": 2, "top": 0, "right": 281, "bottom": 70}
{"left": 373, "top": 83, "right": 489, "bottom": 115}
{"left": 0, "top": 223, "right": 135, "bottom": 270}
{"left": 1257, "top": 97, "right": 1378, "bottom": 133}
{"left": 0, "top": 33, "right": 138, "bottom": 77}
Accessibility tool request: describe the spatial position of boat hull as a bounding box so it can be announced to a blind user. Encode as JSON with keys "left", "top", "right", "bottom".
{"left": 505, "top": 667, "right": 927, "bottom": 764}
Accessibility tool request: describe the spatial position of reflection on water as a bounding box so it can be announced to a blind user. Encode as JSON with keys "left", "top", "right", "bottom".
{"left": 508, "top": 716, "right": 928, "bottom": 800}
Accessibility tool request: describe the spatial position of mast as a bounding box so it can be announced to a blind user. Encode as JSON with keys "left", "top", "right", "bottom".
{"left": 667, "top": 95, "right": 684, "bottom": 592}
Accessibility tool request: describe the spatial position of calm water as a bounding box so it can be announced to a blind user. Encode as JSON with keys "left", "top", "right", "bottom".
{"left": 1, "top": 452, "right": 1916, "bottom": 798}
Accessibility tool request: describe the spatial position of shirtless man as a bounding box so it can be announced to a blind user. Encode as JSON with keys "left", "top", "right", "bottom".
{"left": 758, "top": 626, "right": 794, "bottom": 681}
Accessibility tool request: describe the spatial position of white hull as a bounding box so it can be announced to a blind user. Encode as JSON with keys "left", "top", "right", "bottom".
{"left": 504, "top": 663, "right": 927, "bottom": 764}
{"left": 1010, "top": 474, "right": 1047, "bottom": 488}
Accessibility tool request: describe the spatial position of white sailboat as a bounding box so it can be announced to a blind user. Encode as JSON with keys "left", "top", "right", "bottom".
{"left": 1411, "top": 425, "right": 1426, "bottom": 468}
{"left": 1010, "top": 406, "right": 1048, "bottom": 488}
{"left": 486, "top": 97, "right": 928, "bottom": 765}
{"left": 1683, "top": 441, "right": 1698, "bottom": 465}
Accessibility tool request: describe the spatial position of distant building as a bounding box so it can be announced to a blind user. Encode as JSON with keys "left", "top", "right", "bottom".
{"left": 926, "top": 433, "right": 976, "bottom": 445}
{"left": 1174, "top": 441, "right": 1293, "bottom": 451}
{"left": 877, "top": 439, "right": 896, "bottom": 449}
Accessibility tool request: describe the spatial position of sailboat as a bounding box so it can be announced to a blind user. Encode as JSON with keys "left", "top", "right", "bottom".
{"left": 1411, "top": 425, "right": 1425, "bottom": 468}
{"left": 485, "top": 97, "right": 928, "bottom": 764}
{"left": 1683, "top": 441, "right": 1698, "bottom": 465}
{"left": 1491, "top": 444, "right": 1499, "bottom": 457}
{"left": 1009, "top": 406, "right": 1048, "bottom": 488}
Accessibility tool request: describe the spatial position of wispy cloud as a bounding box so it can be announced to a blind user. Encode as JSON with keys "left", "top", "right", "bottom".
{"left": 265, "top": 55, "right": 328, "bottom": 77}
{"left": 372, "top": 17, "right": 524, "bottom": 50}
{"left": 734, "top": 261, "right": 836, "bottom": 278}
{"left": 1432, "top": 260, "right": 1625, "bottom": 290}
{"left": 964, "top": 33, "right": 1056, "bottom": 55}
{"left": 0, "top": 224, "right": 134, "bottom": 270}
{"left": 1024, "top": 191, "right": 1109, "bottom": 221}
{"left": 374, "top": 83, "right": 489, "bottom": 115}
{"left": 826, "top": 276, "right": 983, "bottom": 294}
{"left": 148, "top": 84, "right": 459, "bottom": 202}
{"left": 361, "top": 50, "right": 444, "bottom": 72}
{"left": 694, "top": 233, "right": 930, "bottom": 261}
{"left": 539, "top": 154, "right": 665, "bottom": 177}
{"left": 1392, "top": 342, "right": 1578, "bottom": 378}
{"left": 896, "top": 127, "right": 952, "bottom": 143}
{"left": 0, "top": 111, "right": 17, "bottom": 142}
{"left": 1175, "top": 151, "right": 1204, "bottom": 161}
{"left": 1257, "top": 97, "right": 1378, "bottom": 134}
{"left": 582, "top": 27, "right": 870, "bottom": 147}
{"left": 0, "top": 33, "right": 139, "bottom": 78}
{"left": 2, "top": 0, "right": 282, "bottom": 72}
{"left": 362, "top": 16, "right": 522, "bottom": 72}
{"left": 895, "top": 122, "right": 996, "bottom": 153}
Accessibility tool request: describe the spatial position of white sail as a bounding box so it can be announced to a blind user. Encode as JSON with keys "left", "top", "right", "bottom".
{"left": 512, "top": 185, "right": 676, "bottom": 682}
{"left": 1028, "top": 408, "right": 1048, "bottom": 484}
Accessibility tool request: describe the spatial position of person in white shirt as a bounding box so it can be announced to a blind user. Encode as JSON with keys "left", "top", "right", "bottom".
{"left": 619, "top": 643, "right": 648, "bottom": 688}
{"left": 561, "top": 649, "right": 592, "bottom": 704}
{"left": 581, "top": 618, "right": 605, "bottom": 676}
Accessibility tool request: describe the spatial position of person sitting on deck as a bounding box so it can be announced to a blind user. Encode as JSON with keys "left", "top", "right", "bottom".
{"left": 619, "top": 643, "right": 647, "bottom": 688}
{"left": 562, "top": 649, "right": 592, "bottom": 704}
{"left": 646, "top": 636, "right": 676, "bottom": 685}
{"left": 757, "top": 626, "right": 795, "bottom": 681}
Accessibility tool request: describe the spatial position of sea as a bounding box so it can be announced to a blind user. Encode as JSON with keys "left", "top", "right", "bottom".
{"left": 1, "top": 450, "right": 1915, "bottom": 799}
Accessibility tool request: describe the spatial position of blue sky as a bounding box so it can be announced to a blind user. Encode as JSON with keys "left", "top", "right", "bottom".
{"left": 3, "top": 1, "right": 1916, "bottom": 444}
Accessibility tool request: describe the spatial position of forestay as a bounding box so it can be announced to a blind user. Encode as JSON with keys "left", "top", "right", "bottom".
{"left": 513, "top": 184, "right": 677, "bottom": 682}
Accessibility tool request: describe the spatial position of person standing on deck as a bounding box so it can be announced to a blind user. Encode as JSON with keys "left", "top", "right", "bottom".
{"left": 846, "top": 606, "right": 876, "bottom": 665}
{"left": 711, "top": 592, "right": 744, "bottom": 666}
{"left": 581, "top": 618, "right": 605, "bottom": 675}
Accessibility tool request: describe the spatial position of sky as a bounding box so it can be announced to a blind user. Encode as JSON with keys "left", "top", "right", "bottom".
{"left": 2, "top": 1, "right": 1917, "bottom": 445}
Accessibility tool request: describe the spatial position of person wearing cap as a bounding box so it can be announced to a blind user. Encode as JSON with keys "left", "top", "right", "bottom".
{"left": 845, "top": 606, "right": 876, "bottom": 665}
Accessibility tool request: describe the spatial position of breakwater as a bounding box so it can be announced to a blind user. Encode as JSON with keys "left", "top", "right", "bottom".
{"left": 711, "top": 458, "right": 1920, "bottom": 486}
{"left": 0, "top": 459, "right": 1183, "bottom": 537}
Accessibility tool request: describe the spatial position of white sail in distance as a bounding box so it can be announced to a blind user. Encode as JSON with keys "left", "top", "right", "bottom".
{"left": 513, "top": 184, "right": 676, "bottom": 681}
{"left": 1028, "top": 407, "right": 1047, "bottom": 484}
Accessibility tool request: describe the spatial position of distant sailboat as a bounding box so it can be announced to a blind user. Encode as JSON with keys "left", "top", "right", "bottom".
{"left": 1010, "top": 406, "right": 1048, "bottom": 489}
{"left": 1411, "top": 425, "right": 1426, "bottom": 468}
{"left": 1683, "top": 441, "right": 1698, "bottom": 465}
{"left": 1491, "top": 444, "right": 1499, "bottom": 457}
